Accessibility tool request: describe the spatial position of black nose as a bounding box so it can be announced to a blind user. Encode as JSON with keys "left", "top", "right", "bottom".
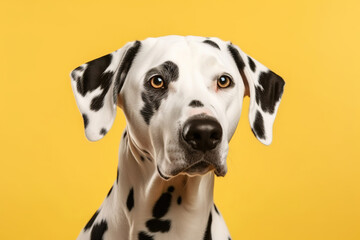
{"left": 182, "top": 117, "right": 222, "bottom": 152}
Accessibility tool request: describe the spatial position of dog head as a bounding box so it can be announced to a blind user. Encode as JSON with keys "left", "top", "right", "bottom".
{"left": 71, "top": 36, "right": 285, "bottom": 179}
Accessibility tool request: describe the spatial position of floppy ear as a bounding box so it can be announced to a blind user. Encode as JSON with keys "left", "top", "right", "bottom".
{"left": 70, "top": 41, "right": 141, "bottom": 141}
{"left": 228, "top": 44, "right": 285, "bottom": 145}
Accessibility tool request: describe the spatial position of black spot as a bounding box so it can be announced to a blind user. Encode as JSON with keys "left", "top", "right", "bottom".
{"left": 228, "top": 237, "right": 232, "bottom": 240}
{"left": 127, "top": 188, "right": 134, "bottom": 212}
{"left": 140, "top": 97, "right": 154, "bottom": 125}
{"left": 82, "top": 114, "right": 89, "bottom": 129}
{"left": 84, "top": 210, "right": 100, "bottom": 231}
{"left": 107, "top": 186, "right": 113, "bottom": 197}
{"left": 228, "top": 44, "right": 249, "bottom": 91}
{"left": 167, "top": 186, "right": 174, "bottom": 193}
{"left": 214, "top": 204, "right": 219, "bottom": 215}
{"left": 89, "top": 70, "right": 113, "bottom": 111}
{"left": 203, "top": 212, "right": 212, "bottom": 240}
{"left": 203, "top": 40, "right": 220, "bottom": 50}
{"left": 138, "top": 231, "right": 153, "bottom": 240}
{"left": 140, "top": 61, "right": 179, "bottom": 124}
{"left": 177, "top": 196, "right": 182, "bottom": 205}
{"left": 76, "top": 54, "right": 113, "bottom": 97}
{"left": 248, "top": 56, "right": 256, "bottom": 72}
{"left": 140, "top": 156, "right": 145, "bottom": 161}
{"left": 90, "top": 95, "right": 104, "bottom": 111}
{"left": 116, "top": 168, "right": 119, "bottom": 184}
{"left": 123, "top": 130, "right": 127, "bottom": 139}
{"left": 189, "top": 100, "right": 204, "bottom": 108}
{"left": 228, "top": 44, "right": 245, "bottom": 71}
{"left": 90, "top": 220, "right": 108, "bottom": 240}
{"left": 252, "top": 111, "right": 265, "bottom": 140}
{"left": 99, "top": 128, "right": 107, "bottom": 135}
{"left": 153, "top": 191, "right": 172, "bottom": 218}
{"left": 146, "top": 219, "right": 171, "bottom": 233}
{"left": 73, "top": 52, "right": 115, "bottom": 112}
{"left": 255, "top": 71, "right": 285, "bottom": 114}
{"left": 114, "top": 41, "right": 142, "bottom": 103}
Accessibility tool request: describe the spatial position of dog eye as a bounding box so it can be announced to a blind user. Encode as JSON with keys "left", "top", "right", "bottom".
{"left": 150, "top": 75, "right": 164, "bottom": 89}
{"left": 217, "top": 75, "right": 232, "bottom": 88}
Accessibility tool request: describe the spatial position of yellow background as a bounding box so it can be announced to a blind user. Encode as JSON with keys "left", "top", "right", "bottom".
{"left": 1, "top": 0, "right": 359, "bottom": 239}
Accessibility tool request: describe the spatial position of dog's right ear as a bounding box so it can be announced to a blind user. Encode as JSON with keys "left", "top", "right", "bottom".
{"left": 70, "top": 41, "right": 141, "bottom": 141}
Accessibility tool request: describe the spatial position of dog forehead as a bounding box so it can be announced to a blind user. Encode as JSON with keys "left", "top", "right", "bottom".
{"left": 142, "top": 36, "right": 227, "bottom": 63}
{"left": 131, "top": 36, "right": 235, "bottom": 81}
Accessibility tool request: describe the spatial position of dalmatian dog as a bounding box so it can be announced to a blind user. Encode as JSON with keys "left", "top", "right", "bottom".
{"left": 70, "top": 35, "right": 285, "bottom": 240}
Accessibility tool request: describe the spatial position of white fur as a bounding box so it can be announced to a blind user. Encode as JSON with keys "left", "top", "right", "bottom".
{"left": 71, "top": 36, "right": 284, "bottom": 240}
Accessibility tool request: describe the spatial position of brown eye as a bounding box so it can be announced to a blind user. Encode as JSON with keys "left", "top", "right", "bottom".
{"left": 217, "top": 75, "right": 232, "bottom": 88}
{"left": 150, "top": 75, "right": 164, "bottom": 89}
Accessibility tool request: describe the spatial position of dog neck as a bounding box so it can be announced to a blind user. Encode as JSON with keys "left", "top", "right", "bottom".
{"left": 111, "top": 129, "right": 215, "bottom": 239}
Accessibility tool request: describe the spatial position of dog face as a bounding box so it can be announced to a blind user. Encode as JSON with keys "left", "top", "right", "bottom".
{"left": 71, "top": 36, "right": 284, "bottom": 179}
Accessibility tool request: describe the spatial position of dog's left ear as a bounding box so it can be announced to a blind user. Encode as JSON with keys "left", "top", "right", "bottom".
{"left": 228, "top": 43, "right": 285, "bottom": 145}
{"left": 70, "top": 41, "right": 141, "bottom": 141}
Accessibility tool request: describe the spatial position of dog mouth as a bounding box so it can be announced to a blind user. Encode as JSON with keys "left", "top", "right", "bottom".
{"left": 182, "top": 160, "right": 216, "bottom": 175}
{"left": 157, "top": 158, "right": 227, "bottom": 181}
{"left": 178, "top": 159, "right": 227, "bottom": 177}
{"left": 158, "top": 138, "right": 228, "bottom": 180}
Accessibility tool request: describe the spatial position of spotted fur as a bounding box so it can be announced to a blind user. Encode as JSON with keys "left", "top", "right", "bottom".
{"left": 140, "top": 61, "right": 179, "bottom": 124}
{"left": 71, "top": 36, "right": 285, "bottom": 240}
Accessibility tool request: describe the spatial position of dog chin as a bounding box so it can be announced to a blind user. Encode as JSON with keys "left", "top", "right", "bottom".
{"left": 159, "top": 160, "right": 227, "bottom": 180}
